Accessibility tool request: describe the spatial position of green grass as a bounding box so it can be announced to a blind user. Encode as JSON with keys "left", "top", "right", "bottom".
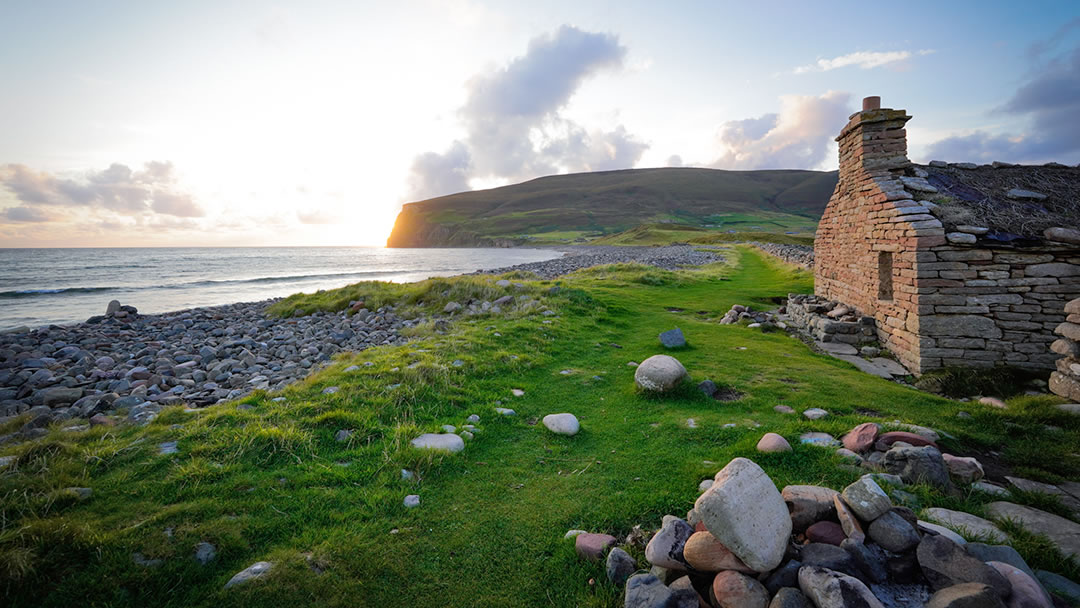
{"left": 592, "top": 224, "right": 815, "bottom": 246}
{"left": 1, "top": 247, "right": 1077, "bottom": 606}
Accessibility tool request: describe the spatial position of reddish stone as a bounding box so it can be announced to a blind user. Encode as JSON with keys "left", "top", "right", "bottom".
{"left": 89, "top": 414, "right": 116, "bottom": 427}
{"left": 574, "top": 533, "right": 616, "bottom": 561}
{"left": 842, "top": 423, "right": 880, "bottom": 453}
{"left": 874, "top": 431, "right": 938, "bottom": 451}
{"left": 806, "top": 521, "right": 846, "bottom": 546}
{"left": 756, "top": 433, "right": 792, "bottom": 453}
{"left": 711, "top": 570, "right": 769, "bottom": 608}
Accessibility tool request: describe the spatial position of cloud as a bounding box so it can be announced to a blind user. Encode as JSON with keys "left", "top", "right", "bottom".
{"left": 151, "top": 191, "right": 203, "bottom": 217}
{"left": 711, "top": 91, "right": 852, "bottom": 170}
{"left": 1, "top": 206, "right": 54, "bottom": 222}
{"left": 407, "top": 25, "right": 648, "bottom": 200}
{"left": 666, "top": 155, "right": 683, "bottom": 168}
{"left": 407, "top": 141, "right": 472, "bottom": 200}
{"left": 794, "top": 50, "right": 932, "bottom": 74}
{"left": 0, "top": 161, "right": 204, "bottom": 220}
{"left": 925, "top": 46, "right": 1080, "bottom": 163}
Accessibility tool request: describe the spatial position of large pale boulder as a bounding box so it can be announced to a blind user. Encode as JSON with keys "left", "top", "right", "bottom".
{"left": 542, "top": 413, "right": 580, "bottom": 436}
{"left": 694, "top": 458, "right": 791, "bottom": 572}
{"left": 634, "top": 355, "right": 688, "bottom": 393}
{"left": 985, "top": 502, "right": 1080, "bottom": 559}
{"left": 924, "top": 508, "right": 1006, "bottom": 544}
{"left": 410, "top": 433, "right": 465, "bottom": 453}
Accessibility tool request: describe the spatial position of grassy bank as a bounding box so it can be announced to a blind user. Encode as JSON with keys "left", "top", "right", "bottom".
{"left": 591, "top": 224, "right": 814, "bottom": 247}
{"left": 1, "top": 247, "right": 1077, "bottom": 606}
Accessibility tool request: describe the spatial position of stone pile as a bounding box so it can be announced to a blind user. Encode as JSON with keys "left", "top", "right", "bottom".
{"left": 1050, "top": 296, "right": 1080, "bottom": 403}
{"left": 785, "top": 294, "right": 877, "bottom": 347}
{"left": 717, "top": 305, "right": 776, "bottom": 327}
{"left": 587, "top": 457, "right": 1066, "bottom": 608}
{"left": 474, "top": 245, "right": 722, "bottom": 280}
{"left": 750, "top": 243, "right": 814, "bottom": 269}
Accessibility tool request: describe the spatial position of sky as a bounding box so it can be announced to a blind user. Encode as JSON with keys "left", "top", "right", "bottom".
{"left": 1, "top": 0, "right": 1078, "bottom": 247}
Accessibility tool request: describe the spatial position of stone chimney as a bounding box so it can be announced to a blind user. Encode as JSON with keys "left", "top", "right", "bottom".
{"left": 835, "top": 97, "right": 912, "bottom": 183}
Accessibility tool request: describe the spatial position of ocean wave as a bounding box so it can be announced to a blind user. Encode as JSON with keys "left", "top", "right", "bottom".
{"left": 191, "top": 269, "right": 408, "bottom": 286}
{"left": 0, "top": 286, "right": 116, "bottom": 299}
{"left": 0, "top": 269, "right": 411, "bottom": 299}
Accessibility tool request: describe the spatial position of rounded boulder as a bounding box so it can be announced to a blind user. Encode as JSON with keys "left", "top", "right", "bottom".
{"left": 634, "top": 355, "right": 687, "bottom": 393}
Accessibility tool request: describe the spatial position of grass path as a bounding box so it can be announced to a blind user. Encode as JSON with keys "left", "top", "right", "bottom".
{"left": 1, "top": 247, "right": 1077, "bottom": 606}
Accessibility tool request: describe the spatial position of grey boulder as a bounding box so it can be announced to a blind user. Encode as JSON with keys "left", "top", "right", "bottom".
{"left": 645, "top": 515, "right": 694, "bottom": 570}
{"left": 624, "top": 573, "right": 698, "bottom": 608}
{"left": 916, "top": 534, "right": 1011, "bottom": 596}
{"left": 798, "top": 566, "right": 884, "bottom": 608}
{"left": 884, "top": 445, "right": 951, "bottom": 490}
{"left": 659, "top": 328, "right": 686, "bottom": 348}
{"left": 606, "top": 547, "right": 637, "bottom": 586}
{"left": 224, "top": 561, "right": 274, "bottom": 589}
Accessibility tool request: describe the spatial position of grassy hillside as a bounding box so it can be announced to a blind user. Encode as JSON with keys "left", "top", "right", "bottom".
{"left": 592, "top": 224, "right": 815, "bottom": 247}
{"left": 386, "top": 167, "right": 835, "bottom": 247}
{"left": 2, "top": 249, "right": 1077, "bottom": 606}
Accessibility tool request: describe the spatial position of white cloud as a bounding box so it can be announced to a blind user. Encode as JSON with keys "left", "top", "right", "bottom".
{"left": 794, "top": 50, "right": 932, "bottom": 74}
{"left": 711, "top": 91, "right": 853, "bottom": 170}
{"left": 406, "top": 25, "right": 648, "bottom": 200}
{"left": 0, "top": 161, "right": 205, "bottom": 220}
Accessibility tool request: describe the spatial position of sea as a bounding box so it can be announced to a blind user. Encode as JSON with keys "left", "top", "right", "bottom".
{"left": 0, "top": 247, "right": 562, "bottom": 331}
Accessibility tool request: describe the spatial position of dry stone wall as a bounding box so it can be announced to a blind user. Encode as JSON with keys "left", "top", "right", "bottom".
{"left": 912, "top": 245, "right": 1080, "bottom": 371}
{"left": 1050, "top": 297, "right": 1080, "bottom": 401}
{"left": 750, "top": 242, "right": 813, "bottom": 269}
{"left": 786, "top": 295, "right": 877, "bottom": 346}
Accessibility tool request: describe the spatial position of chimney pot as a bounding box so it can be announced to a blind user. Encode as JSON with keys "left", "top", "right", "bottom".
{"left": 863, "top": 96, "right": 881, "bottom": 111}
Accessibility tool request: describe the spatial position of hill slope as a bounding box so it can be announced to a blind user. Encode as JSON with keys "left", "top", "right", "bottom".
{"left": 386, "top": 167, "right": 837, "bottom": 247}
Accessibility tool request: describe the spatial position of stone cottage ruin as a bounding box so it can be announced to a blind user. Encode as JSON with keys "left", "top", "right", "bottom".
{"left": 808, "top": 96, "right": 1080, "bottom": 375}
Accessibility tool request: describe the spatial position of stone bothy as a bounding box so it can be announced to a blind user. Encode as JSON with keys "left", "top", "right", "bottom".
{"left": 814, "top": 96, "right": 1080, "bottom": 374}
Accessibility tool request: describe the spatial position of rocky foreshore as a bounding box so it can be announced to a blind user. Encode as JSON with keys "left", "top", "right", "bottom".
{"left": 0, "top": 298, "right": 415, "bottom": 442}
{"left": 0, "top": 245, "right": 726, "bottom": 445}
{"left": 474, "top": 245, "right": 723, "bottom": 279}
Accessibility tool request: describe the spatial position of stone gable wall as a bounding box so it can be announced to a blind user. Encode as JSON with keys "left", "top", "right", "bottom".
{"left": 814, "top": 103, "right": 945, "bottom": 372}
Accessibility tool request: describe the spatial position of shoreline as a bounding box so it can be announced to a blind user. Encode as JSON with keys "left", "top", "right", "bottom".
{"left": 0, "top": 245, "right": 723, "bottom": 441}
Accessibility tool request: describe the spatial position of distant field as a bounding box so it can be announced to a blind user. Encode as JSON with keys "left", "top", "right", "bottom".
{"left": 592, "top": 224, "right": 815, "bottom": 247}
{"left": 386, "top": 167, "right": 835, "bottom": 247}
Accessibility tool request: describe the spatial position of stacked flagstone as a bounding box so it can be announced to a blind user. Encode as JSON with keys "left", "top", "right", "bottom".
{"left": 1050, "top": 297, "right": 1080, "bottom": 403}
